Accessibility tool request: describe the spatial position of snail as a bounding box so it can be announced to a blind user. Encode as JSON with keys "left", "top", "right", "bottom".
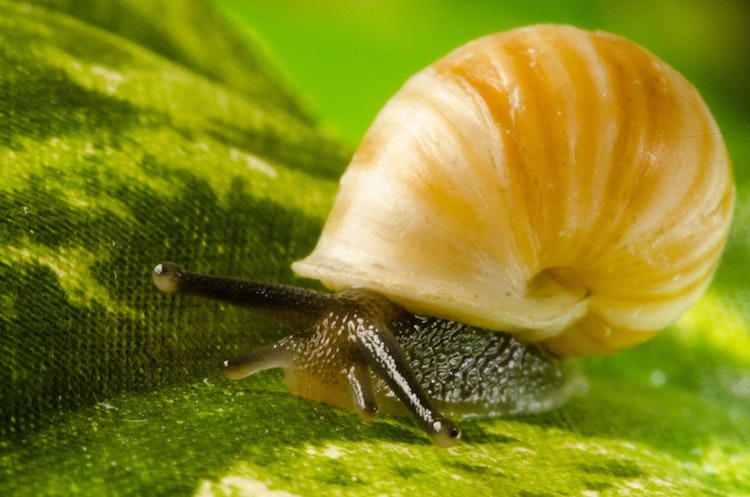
{"left": 153, "top": 24, "right": 734, "bottom": 447}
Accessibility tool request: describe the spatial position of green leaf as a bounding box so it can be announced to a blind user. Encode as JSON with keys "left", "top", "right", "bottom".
{"left": 37, "top": 0, "right": 312, "bottom": 120}
{"left": 1, "top": 1, "right": 748, "bottom": 496}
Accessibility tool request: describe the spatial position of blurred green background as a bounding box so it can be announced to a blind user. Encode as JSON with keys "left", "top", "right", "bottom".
{"left": 1, "top": 1, "right": 747, "bottom": 494}
{"left": 215, "top": 0, "right": 749, "bottom": 154}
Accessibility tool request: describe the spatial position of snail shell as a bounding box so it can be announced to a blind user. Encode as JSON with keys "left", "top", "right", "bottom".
{"left": 293, "top": 24, "right": 734, "bottom": 357}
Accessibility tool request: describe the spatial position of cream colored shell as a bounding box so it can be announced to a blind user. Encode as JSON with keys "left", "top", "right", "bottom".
{"left": 292, "top": 24, "right": 734, "bottom": 357}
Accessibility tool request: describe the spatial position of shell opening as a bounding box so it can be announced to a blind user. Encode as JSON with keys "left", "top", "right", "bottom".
{"left": 530, "top": 267, "right": 591, "bottom": 300}
{"left": 512, "top": 266, "right": 592, "bottom": 341}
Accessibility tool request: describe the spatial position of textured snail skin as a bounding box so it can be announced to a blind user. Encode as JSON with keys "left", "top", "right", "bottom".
{"left": 153, "top": 262, "right": 585, "bottom": 447}
{"left": 293, "top": 24, "right": 734, "bottom": 356}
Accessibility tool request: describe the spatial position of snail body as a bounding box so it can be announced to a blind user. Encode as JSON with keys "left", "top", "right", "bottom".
{"left": 154, "top": 25, "right": 733, "bottom": 447}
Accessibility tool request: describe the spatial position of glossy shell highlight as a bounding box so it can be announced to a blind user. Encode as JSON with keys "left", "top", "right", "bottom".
{"left": 293, "top": 24, "right": 734, "bottom": 356}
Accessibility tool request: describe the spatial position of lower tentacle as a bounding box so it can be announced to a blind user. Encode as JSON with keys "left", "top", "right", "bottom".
{"left": 221, "top": 342, "right": 292, "bottom": 380}
{"left": 344, "top": 362, "right": 379, "bottom": 420}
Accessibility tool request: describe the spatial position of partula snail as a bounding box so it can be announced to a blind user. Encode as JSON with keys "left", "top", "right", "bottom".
{"left": 153, "top": 24, "right": 734, "bottom": 447}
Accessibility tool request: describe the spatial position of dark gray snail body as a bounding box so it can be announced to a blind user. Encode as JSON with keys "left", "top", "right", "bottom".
{"left": 152, "top": 25, "right": 733, "bottom": 447}
{"left": 152, "top": 263, "right": 583, "bottom": 447}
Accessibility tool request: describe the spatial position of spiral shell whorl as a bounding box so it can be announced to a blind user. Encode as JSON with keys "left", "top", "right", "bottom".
{"left": 293, "top": 25, "right": 734, "bottom": 356}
